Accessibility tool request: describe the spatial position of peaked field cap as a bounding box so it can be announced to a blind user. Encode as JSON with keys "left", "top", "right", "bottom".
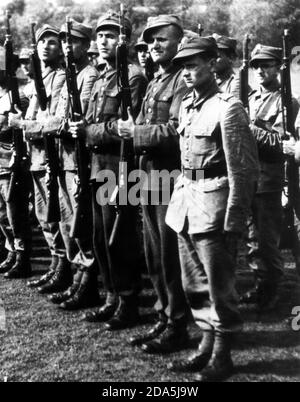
{"left": 173, "top": 36, "right": 218, "bottom": 65}
{"left": 142, "top": 14, "right": 183, "bottom": 43}
{"left": 88, "top": 41, "right": 99, "bottom": 55}
{"left": 59, "top": 20, "right": 93, "bottom": 40}
{"left": 212, "top": 33, "right": 237, "bottom": 52}
{"left": 250, "top": 44, "right": 282, "bottom": 67}
{"left": 19, "top": 47, "right": 31, "bottom": 60}
{"left": 96, "top": 11, "right": 132, "bottom": 37}
{"left": 36, "top": 24, "right": 60, "bottom": 42}
{"left": 134, "top": 35, "right": 148, "bottom": 50}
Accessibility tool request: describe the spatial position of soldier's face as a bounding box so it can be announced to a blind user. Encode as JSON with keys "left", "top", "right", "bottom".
{"left": 37, "top": 34, "right": 61, "bottom": 63}
{"left": 183, "top": 55, "right": 215, "bottom": 89}
{"left": 148, "top": 26, "right": 181, "bottom": 66}
{"left": 62, "top": 37, "right": 89, "bottom": 60}
{"left": 96, "top": 29, "right": 119, "bottom": 61}
{"left": 253, "top": 61, "right": 280, "bottom": 87}
{"left": 137, "top": 47, "right": 149, "bottom": 68}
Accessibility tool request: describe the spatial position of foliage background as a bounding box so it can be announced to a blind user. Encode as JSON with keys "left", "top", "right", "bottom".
{"left": 0, "top": 0, "right": 299, "bottom": 54}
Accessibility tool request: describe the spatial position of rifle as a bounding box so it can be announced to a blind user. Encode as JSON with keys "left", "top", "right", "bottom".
{"left": 65, "top": 16, "right": 90, "bottom": 238}
{"left": 30, "top": 21, "right": 61, "bottom": 223}
{"left": 5, "top": 11, "right": 28, "bottom": 203}
{"left": 280, "top": 29, "right": 299, "bottom": 249}
{"left": 239, "top": 33, "right": 250, "bottom": 112}
{"left": 109, "top": 4, "right": 133, "bottom": 248}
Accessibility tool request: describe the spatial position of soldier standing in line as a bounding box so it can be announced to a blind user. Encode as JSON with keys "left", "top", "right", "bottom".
{"left": 165, "top": 37, "right": 258, "bottom": 381}
{"left": 212, "top": 33, "right": 240, "bottom": 98}
{"left": 240, "top": 45, "right": 299, "bottom": 310}
{"left": 0, "top": 47, "right": 31, "bottom": 278}
{"left": 9, "top": 25, "right": 69, "bottom": 288}
{"left": 69, "top": 11, "right": 148, "bottom": 330}
{"left": 117, "top": 15, "right": 190, "bottom": 353}
{"left": 34, "top": 20, "right": 100, "bottom": 310}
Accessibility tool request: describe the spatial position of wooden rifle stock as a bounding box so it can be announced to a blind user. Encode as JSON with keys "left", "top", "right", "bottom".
{"left": 5, "top": 11, "right": 28, "bottom": 203}
{"left": 65, "top": 16, "right": 90, "bottom": 238}
{"left": 109, "top": 4, "right": 133, "bottom": 248}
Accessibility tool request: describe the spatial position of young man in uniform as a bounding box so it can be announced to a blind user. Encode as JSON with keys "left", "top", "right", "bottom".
{"left": 117, "top": 15, "right": 190, "bottom": 353}
{"left": 69, "top": 11, "right": 148, "bottom": 330}
{"left": 9, "top": 25, "right": 69, "bottom": 287}
{"left": 165, "top": 36, "right": 258, "bottom": 381}
{"left": 240, "top": 45, "right": 299, "bottom": 310}
{"left": 38, "top": 20, "right": 100, "bottom": 310}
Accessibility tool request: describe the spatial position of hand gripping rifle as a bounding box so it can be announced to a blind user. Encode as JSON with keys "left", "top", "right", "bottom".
{"left": 65, "top": 16, "right": 90, "bottom": 238}
{"left": 109, "top": 4, "right": 133, "bottom": 248}
{"left": 280, "top": 29, "right": 299, "bottom": 245}
{"left": 239, "top": 34, "right": 250, "bottom": 113}
{"left": 5, "top": 11, "right": 28, "bottom": 203}
{"left": 30, "top": 21, "right": 60, "bottom": 223}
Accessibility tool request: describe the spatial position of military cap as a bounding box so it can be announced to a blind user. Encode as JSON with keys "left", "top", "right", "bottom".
{"left": 19, "top": 48, "right": 31, "bottom": 61}
{"left": 142, "top": 15, "right": 183, "bottom": 43}
{"left": 134, "top": 35, "right": 148, "bottom": 51}
{"left": 212, "top": 33, "right": 237, "bottom": 53}
{"left": 59, "top": 20, "right": 93, "bottom": 41}
{"left": 88, "top": 41, "right": 99, "bottom": 55}
{"left": 250, "top": 44, "right": 282, "bottom": 67}
{"left": 172, "top": 36, "right": 218, "bottom": 65}
{"left": 96, "top": 11, "right": 132, "bottom": 38}
{"left": 36, "top": 24, "right": 60, "bottom": 42}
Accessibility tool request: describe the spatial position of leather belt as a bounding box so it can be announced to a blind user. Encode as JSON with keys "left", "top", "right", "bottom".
{"left": 182, "top": 163, "right": 228, "bottom": 181}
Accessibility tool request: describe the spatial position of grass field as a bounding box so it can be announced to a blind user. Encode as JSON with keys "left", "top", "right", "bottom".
{"left": 0, "top": 233, "right": 299, "bottom": 383}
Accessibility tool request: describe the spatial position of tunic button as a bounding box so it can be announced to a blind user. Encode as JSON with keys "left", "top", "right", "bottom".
{"left": 94, "top": 145, "right": 98, "bottom": 151}
{"left": 148, "top": 108, "right": 152, "bottom": 113}
{"left": 146, "top": 119, "right": 150, "bottom": 124}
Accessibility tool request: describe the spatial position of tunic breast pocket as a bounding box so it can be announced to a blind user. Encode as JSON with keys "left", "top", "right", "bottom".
{"left": 154, "top": 90, "right": 173, "bottom": 119}
{"left": 191, "top": 123, "right": 219, "bottom": 156}
{"left": 103, "top": 88, "right": 120, "bottom": 115}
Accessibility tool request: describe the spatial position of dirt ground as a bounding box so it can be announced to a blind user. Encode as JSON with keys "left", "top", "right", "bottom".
{"left": 0, "top": 232, "right": 300, "bottom": 383}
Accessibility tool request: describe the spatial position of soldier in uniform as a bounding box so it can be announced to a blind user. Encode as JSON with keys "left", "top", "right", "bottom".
{"left": 9, "top": 25, "right": 69, "bottom": 288}
{"left": 164, "top": 37, "right": 258, "bottom": 381}
{"left": 36, "top": 20, "right": 100, "bottom": 310}
{"left": 0, "top": 47, "right": 31, "bottom": 278}
{"left": 240, "top": 45, "right": 299, "bottom": 310}
{"left": 212, "top": 33, "right": 240, "bottom": 98}
{"left": 69, "top": 12, "right": 147, "bottom": 330}
{"left": 87, "top": 41, "right": 100, "bottom": 68}
{"left": 117, "top": 15, "right": 190, "bottom": 353}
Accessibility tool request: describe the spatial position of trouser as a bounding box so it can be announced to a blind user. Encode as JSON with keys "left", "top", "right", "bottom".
{"left": 91, "top": 181, "right": 141, "bottom": 295}
{"left": 247, "top": 192, "right": 284, "bottom": 283}
{"left": 32, "top": 171, "right": 66, "bottom": 257}
{"left": 178, "top": 229, "right": 242, "bottom": 333}
{"left": 0, "top": 173, "right": 31, "bottom": 252}
{"left": 142, "top": 198, "right": 189, "bottom": 325}
{"left": 58, "top": 171, "right": 94, "bottom": 270}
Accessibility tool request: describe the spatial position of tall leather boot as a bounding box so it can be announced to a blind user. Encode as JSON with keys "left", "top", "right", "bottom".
{"left": 48, "top": 270, "right": 83, "bottom": 304}
{"left": 0, "top": 251, "right": 16, "bottom": 274}
{"left": 27, "top": 255, "right": 59, "bottom": 288}
{"left": 4, "top": 250, "right": 32, "bottom": 279}
{"left": 168, "top": 330, "right": 214, "bottom": 372}
{"left": 104, "top": 294, "right": 140, "bottom": 331}
{"left": 37, "top": 257, "right": 72, "bottom": 294}
{"left": 194, "top": 332, "right": 234, "bottom": 382}
{"left": 58, "top": 270, "right": 100, "bottom": 311}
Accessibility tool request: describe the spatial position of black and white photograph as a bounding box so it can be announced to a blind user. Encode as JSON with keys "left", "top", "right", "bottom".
{"left": 0, "top": 0, "right": 299, "bottom": 385}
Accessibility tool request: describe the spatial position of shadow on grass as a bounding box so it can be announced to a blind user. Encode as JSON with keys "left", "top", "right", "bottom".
{"left": 235, "top": 330, "right": 300, "bottom": 350}
{"left": 236, "top": 358, "right": 300, "bottom": 377}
